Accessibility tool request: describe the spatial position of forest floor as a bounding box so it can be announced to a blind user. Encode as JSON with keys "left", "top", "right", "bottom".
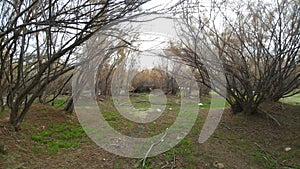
{"left": 0, "top": 94, "right": 299, "bottom": 169}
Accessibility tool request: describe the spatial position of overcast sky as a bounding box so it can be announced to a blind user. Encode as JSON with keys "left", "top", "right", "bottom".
{"left": 131, "top": 1, "right": 180, "bottom": 69}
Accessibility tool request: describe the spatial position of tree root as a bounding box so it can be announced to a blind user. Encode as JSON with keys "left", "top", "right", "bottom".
{"left": 257, "top": 108, "right": 281, "bottom": 126}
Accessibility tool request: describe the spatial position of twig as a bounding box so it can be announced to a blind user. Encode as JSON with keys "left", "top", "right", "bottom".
{"left": 265, "top": 112, "right": 281, "bottom": 126}
{"left": 110, "top": 143, "right": 121, "bottom": 148}
{"left": 161, "top": 161, "right": 169, "bottom": 169}
{"left": 221, "top": 122, "right": 231, "bottom": 130}
{"left": 254, "top": 142, "right": 277, "bottom": 161}
{"left": 258, "top": 108, "right": 281, "bottom": 126}
{"left": 254, "top": 142, "right": 265, "bottom": 152}
{"left": 142, "top": 128, "right": 169, "bottom": 167}
{"left": 280, "top": 102, "right": 285, "bottom": 110}
{"left": 171, "top": 149, "right": 176, "bottom": 169}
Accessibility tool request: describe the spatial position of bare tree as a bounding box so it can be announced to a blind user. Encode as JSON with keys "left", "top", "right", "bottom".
{"left": 164, "top": 47, "right": 210, "bottom": 97}
{"left": 172, "top": 0, "right": 300, "bottom": 114}
{"left": 155, "top": 57, "right": 180, "bottom": 95}
{"left": 0, "top": 0, "right": 151, "bottom": 130}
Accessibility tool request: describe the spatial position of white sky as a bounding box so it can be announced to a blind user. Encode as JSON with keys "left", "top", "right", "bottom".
{"left": 134, "top": 0, "right": 248, "bottom": 69}
{"left": 134, "top": 0, "right": 218, "bottom": 69}
{"left": 131, "top": 1, "right": 179, "bottom": 69}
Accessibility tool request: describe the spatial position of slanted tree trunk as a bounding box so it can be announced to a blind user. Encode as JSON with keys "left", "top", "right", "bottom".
{"left": 64, "top": 97, "right": 74, "bottom": 114}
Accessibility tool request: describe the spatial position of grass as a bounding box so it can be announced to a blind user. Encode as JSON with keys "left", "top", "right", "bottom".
{"left": 212, "top": 131, "right": 234, "bottom": 141}
{"left": 280, "top": 93, "right": 300, "bottom": 105}
{"left": 2, "top": 92, "right": 296, "bottom": 168}
{"left": 130, "top": 93, "right": 151, "bottom": 109}
{"left": 99, "top": 109, "right": 131, "bottom": 131}
{"left": 0, "top": 107, "right": 9, "bottom": 117}
{"left": 175, "top": 139, "right": 193, "bottom": 156}
{"left": 191, "top": 97, "right": 229, "bottom": 109}
{"left": 53, "top": 99, "right": 67, "bottom": 108}
{"left": 100, "top": 94, "right": 181, "bottom": 137}
{"left": 33, "top": 95, "right": 69, "bottom": 108}
{"left": 31, "top": 124, "right": 86, "bottom": 155}
{"left": 252, "top": 149, "right": 277, "bottom": 169}
{"left": 99, "top": 93, "right": 207, "bottom": 167}
{"left": 99, "top": 94, "right": 228, "bottom": 166}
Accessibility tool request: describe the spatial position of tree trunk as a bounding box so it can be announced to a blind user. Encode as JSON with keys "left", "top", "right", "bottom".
{"left": 241, "top": 103, "right": 258, "bottom": 115}
{"left": 231, "top": 102, "right": 258, "bottom": 115}
{"left": 64, "top": 97, "right": 74, "bottom": 114}
{"left": 230, "top": 102, "right": 243, "bottom": 114}
{"left": 0, "top": 97, "right": 4, "bottom": 112}
{"left": 9, "top": 105, "right": 20, "bottom": 131}
{"left": 38, "top": 94, "right": 44, "bottom": 104}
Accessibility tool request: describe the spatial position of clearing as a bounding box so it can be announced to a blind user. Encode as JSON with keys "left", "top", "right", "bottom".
{"left": 0, "top": 94, "right": 299, "bottom": 169}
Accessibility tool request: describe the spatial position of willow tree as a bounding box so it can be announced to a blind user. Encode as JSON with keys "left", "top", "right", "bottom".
{"left": 0, "top": 0, "right": 151, "bottom": 130}
{"left": 172, "top": 0, "right": 300, "bottom": 114}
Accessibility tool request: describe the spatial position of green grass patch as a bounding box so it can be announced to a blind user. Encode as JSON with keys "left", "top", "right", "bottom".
{"left": 99, "top": 94, "right": 182, "bottom": 137}
{"left": 131, "top": 100, "right": 151, "bottom": 109}
{"left": 199, "top": 97, "right": 229, "bottom": 109}
{"left": 32, "top": 145, "right": 44, "bottom": 153}
{"left": 130, "top": 93, "right": 151, "bottom": 109}
{"left": 281, "top": 93, "right": 300, "bottom": 106}
{"left": 100, "top": 109, "right": 131, "bottom": 130}
{"left": 184, "top": 96, "right": 229, "bottom": 109}
{"left": 175, "top": 139, "right": 193, "bottom": 156}
{"left": 252, "top": 149, "right": 277, "bottom": 169}
{"left": 31, "top": 124, "right": 86, "bottom": 155}
{"left": 53, "top": 99, "right": 67, "bottom": 108}
{"left": 104, "top": 114, "right": 120, "bottom": 121}
{"left": 212, "top": 131, "right": 234, "bottom": 140}
{"left": 0, "top": 107, "right": 9, "bottom": 117}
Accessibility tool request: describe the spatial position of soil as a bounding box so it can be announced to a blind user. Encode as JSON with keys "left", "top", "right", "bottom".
{"left": 0, "top": 102, "right": 299, "bottom": 169}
